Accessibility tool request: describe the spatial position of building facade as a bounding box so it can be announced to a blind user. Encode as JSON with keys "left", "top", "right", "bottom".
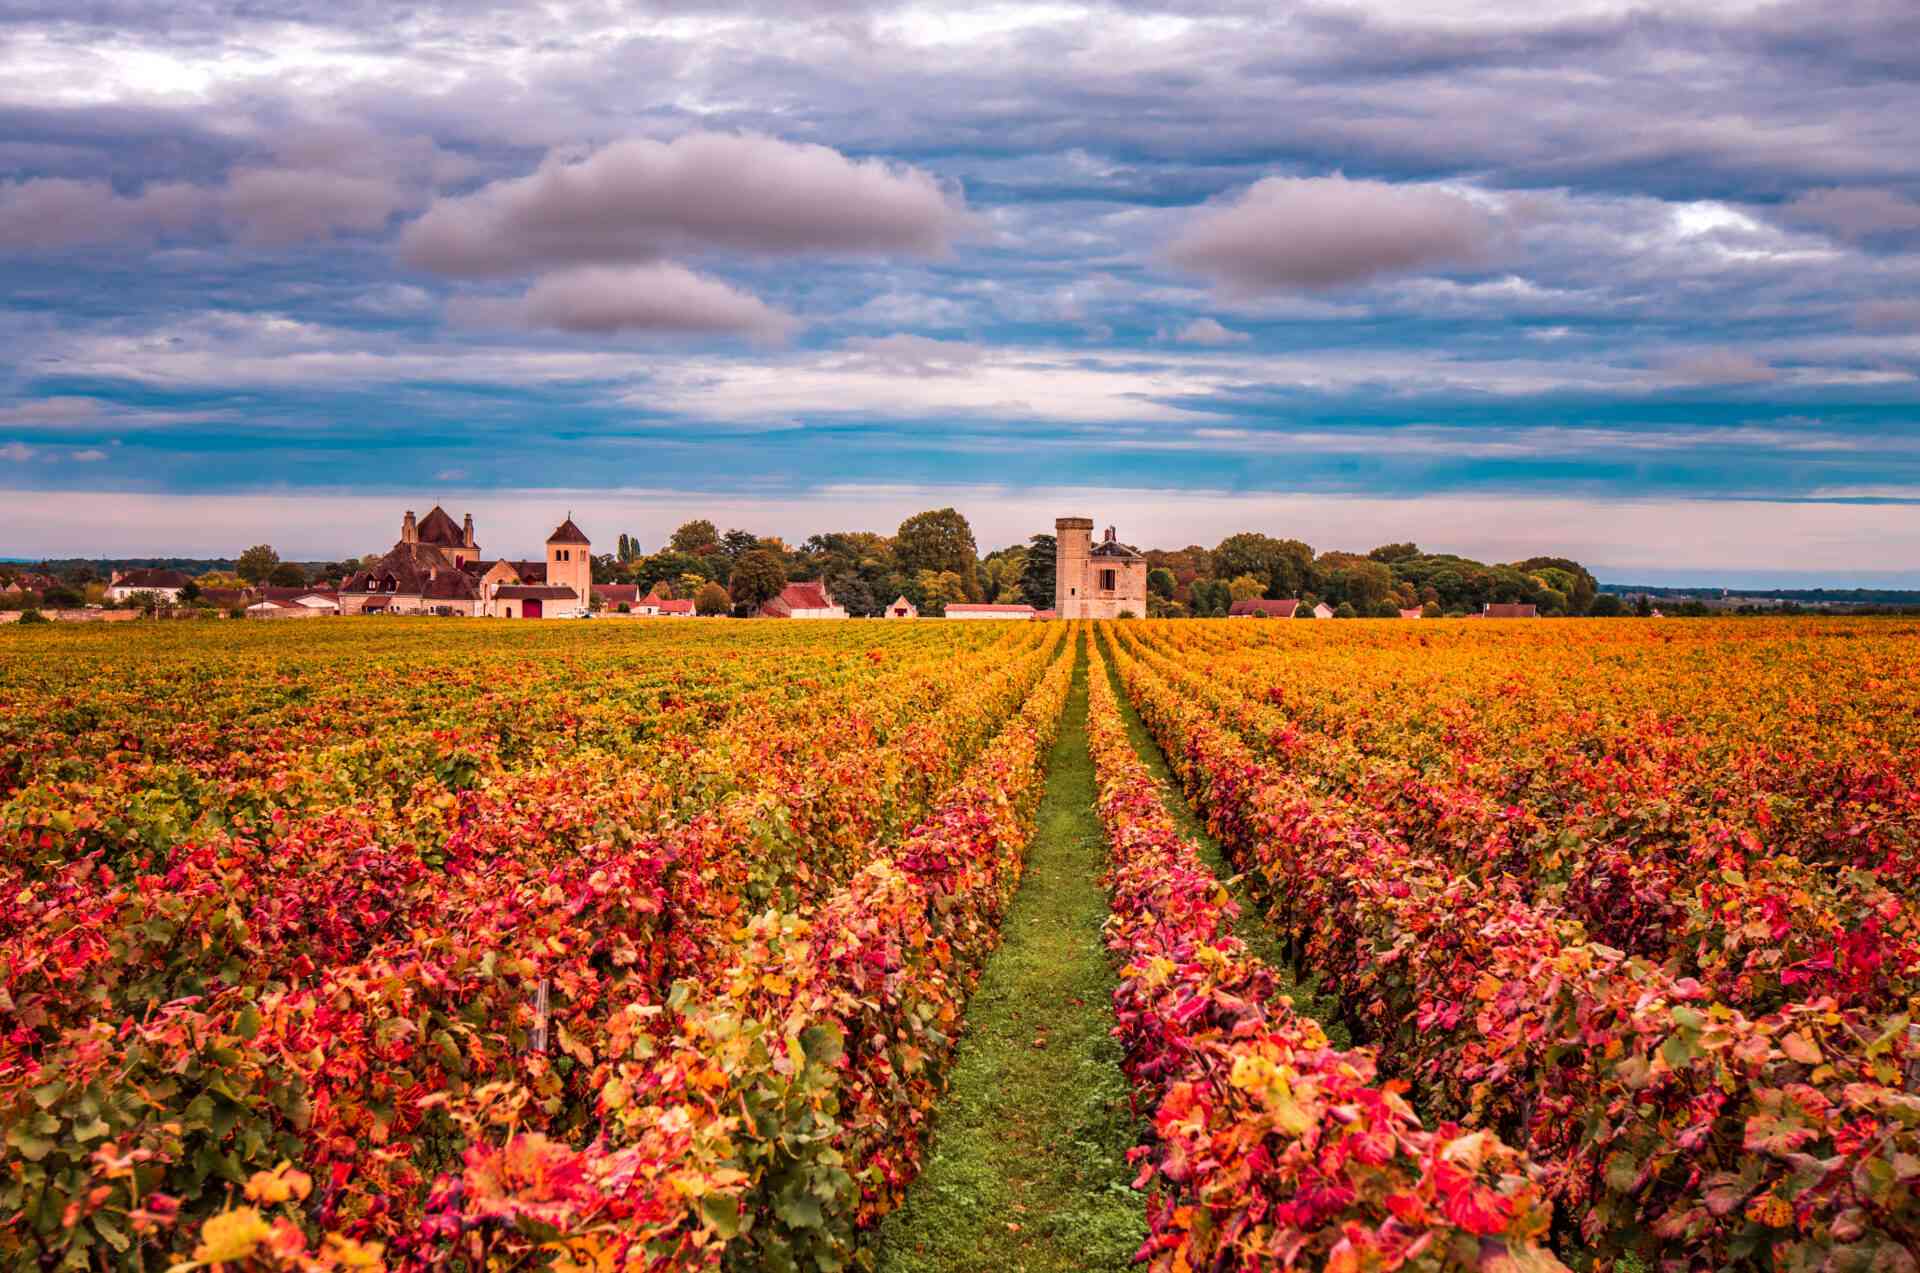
{"left": 1053, "top": 517, "right": 1148, "bottom": 619}
{"left": 340, "top": 507, "right": 592, "bottom": 618}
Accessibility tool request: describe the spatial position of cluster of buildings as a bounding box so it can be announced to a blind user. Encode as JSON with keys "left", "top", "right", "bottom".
{"left": 337, "top": 507, "right": 595, "bottom": 618}
{"left": 1225, "top": 599, "right": 1540, "bottom": 619}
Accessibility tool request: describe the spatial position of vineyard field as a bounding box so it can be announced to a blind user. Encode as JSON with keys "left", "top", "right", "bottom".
{"left": 3, "top": 616, "right": 1917, "bottom": 1271}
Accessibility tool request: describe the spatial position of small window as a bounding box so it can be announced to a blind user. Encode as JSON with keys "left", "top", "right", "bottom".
{"left": 1100, "top": 569, "right": 1116, "bottom": 591}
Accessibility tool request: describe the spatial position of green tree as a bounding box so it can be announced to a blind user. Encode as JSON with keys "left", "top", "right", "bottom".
{"left": 236, "top": 544, "right": 280, "bottom": 586}
{"left": 1147, "top": 567, "right": 1176, "bottom": 599}
{"left": 1368, "top": 542, "right": 1421, "bottom": 563}
{"left": 1589, "top": 593, "right": 1626, "bottom": 617}
{"left": 267, "top": 561, "right": 307, "bottom": 587}
{"left": 1334, "top": 601, "right": 1358, "bottom": 619}
{"left": 914, "top": 568, "right": 968, "bottom": 617}
{"left": 895, "top": 508, "right": 978, "bottom": 580}
{"left": 1189, "top": 578, "right": 1232, "bottom": 618}
{"left": 179, "top": 579, "right": 202, "bottom": 604}
{"left": 1020, "top": 533, "right": 1056, "bottom": 609}
{"left": 728, "top": 549, "right": 787, "bottom": 610}
{"left": 695, "top": 582, "right": 732, "bottom": 616}
{"left": 670, "top": 520, "right": 720, "bottom": 555}
{"left": 1213, "top": 533, "right": 1314, "bottom": 597}
{"left": 1512, "top": 556, "right": 1598, "bottom": 612}
{"left": 1227, "top": 574, "right": 1266, "bottom": 603}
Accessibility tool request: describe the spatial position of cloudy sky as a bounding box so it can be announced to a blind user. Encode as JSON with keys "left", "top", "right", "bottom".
{"left": 2, "top": 0, "right": 1918, "bottom": 580}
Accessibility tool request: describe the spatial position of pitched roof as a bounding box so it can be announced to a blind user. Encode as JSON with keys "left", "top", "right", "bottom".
{"left": 114, "top": 568, "right": 192, "bottom": 589}
{"left": 494, "top": 585, "right": 579, "bottom": 600}
{"left": 423, "top": 572, "right": 480, "bottom": 600}
{"left": 655, "top": 598, "right": 695, "bottom": 614}
{"left": 513, "top": 560, "right": 547, "bottom": 583}
{"left": 1229, "top": 598, "right": 1299, "bottom": 618}
{"left": 593, "top": 583, "right": 639, "bottom": 602}
{"left": 546, "top": 517, "right": 590, "bottom": 545}
{"left": 761, "top": 581, "right": 838, "bottom": 615}
{"left": 415, "top": 505, "right": 465, "bottom": 547}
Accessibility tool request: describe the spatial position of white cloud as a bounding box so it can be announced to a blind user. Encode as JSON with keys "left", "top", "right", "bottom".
{"left": 1169, "top": 317, "right": 1250, "bottom": 345}
{"left": 68, "top": 448, "right": 109, "bottom": 462}
{"left": 0, "top": 442, "right": 35, "bottom": 461}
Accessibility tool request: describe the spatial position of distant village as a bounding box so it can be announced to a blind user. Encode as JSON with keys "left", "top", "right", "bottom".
{"left": 16, "top": 500, "right": 1874, "bottom": 626}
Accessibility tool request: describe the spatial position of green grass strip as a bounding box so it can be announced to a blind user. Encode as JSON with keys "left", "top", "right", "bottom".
{"left": 874, "top": 631, "right": 1145, "bottom": 1273}
{"left": 1094, "top": 628, "right": 1349, "bottom": 1047}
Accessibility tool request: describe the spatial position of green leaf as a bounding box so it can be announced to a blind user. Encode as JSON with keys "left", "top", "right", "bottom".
{"left": 5, "top": 1127, "right": 52, "bottom": 1162}
{"left": 700, "top": 1193, "right": 742, "bottom": 1239}
{"left": 799, "top": 1024, "right": 844, "bottom": 1068}
{"left": 774, "top": 1191, "right": 825, "bottom": 1231}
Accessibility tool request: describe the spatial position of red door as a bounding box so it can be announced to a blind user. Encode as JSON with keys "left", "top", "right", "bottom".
{"left": 524, "top": 599, "right": 543, "bottom": 619}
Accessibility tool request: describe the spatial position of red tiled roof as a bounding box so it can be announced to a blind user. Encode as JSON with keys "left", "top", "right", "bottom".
{"left": 594, "top": 583, "right": 639, "bottom": 602}
{"left": 546, "top": 517, "right": 590, "bottom": 545}
{"left": 1229, "top": 598, "right": 1299, "bottom": 618}
{"left": 655, "top": 598, "right": 695, "bottom": 614}
{"left": 1484, "top": 603, "right": 1539, "bottom": 618}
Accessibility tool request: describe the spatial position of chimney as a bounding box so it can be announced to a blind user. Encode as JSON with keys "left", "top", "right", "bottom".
{"left": 1104, "top": 526, "right": 1116, "bottom": 543}
{"left": 463, "top": 513, "right": 475, "bottom": 547}
{"left": 401, "top": 510, "right": 417, "bottom": 543}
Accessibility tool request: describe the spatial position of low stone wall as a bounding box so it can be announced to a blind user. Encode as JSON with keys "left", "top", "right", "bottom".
{"left": 0, "top": 609, "right": 143, "bottom": 624}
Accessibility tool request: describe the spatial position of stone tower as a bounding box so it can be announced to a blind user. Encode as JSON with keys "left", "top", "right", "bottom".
{"left": 546, "top": 515, "right": 593, "bottom": 616}
{"left": 1055, "top": 516, "right": 1093, "bottom": 618}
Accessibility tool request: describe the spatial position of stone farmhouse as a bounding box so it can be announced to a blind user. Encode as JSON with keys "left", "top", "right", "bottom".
{"left": 340, "top": 506, "right": 593, "bottom": 618}
{"left": 1053, "top": 518, "right": 1147, "bottom": 619}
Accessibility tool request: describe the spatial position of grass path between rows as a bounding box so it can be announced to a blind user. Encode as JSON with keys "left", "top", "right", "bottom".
{"left": 874, "top": 632, "right": 1144, "bottom": 1273}
{"left": 1094, "top": 630, "right": 1349, "bottom": 1047}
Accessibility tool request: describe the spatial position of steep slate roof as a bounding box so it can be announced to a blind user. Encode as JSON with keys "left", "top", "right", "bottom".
{"left": 1090, "top": 527, "right": 1144, "bottom": 559}
{"left": 415, "top": 506, "right": 465, "bottom": 547}
{"left": 1229, "top": 598, "right": 1300, "bottom": 618}
{"left": 546, "top": 517, "right": 590, "bottom": 545}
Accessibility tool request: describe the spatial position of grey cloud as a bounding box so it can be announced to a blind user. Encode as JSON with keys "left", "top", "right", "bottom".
{"left": 219, "top": 168, "right": 411, "bottom": 245}
{"left": 454, "top": 263, "right": 798, "bottom": 341}
{"left": 1856, "top": 299, "right": 1920, "bottom": 331}
{"left": 1661, "top": 350, "right": 1780, "bottom": 386}
{"left": 0, "top": 177, "right": 205, "bottom": 249}
{"left": 1167, "top": 175, "right": 1501, "bottom": 293}
{"left": 1781, "top": 188, "right": 1920, "bottom": 242}
{"left": 398, "top": 132, "right": 975, "bottom": 277}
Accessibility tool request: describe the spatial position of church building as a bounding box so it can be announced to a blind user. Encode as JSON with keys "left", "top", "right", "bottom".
{"left": 1054, "top": 517, "right": 1148, "bottom": 619}
{"left": 339, "top": 506, "right": 593, "bottom": 618}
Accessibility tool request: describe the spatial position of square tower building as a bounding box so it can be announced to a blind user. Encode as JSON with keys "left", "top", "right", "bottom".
{"left": 1054, "top": 517, "right": 1148, "bottom": 619}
